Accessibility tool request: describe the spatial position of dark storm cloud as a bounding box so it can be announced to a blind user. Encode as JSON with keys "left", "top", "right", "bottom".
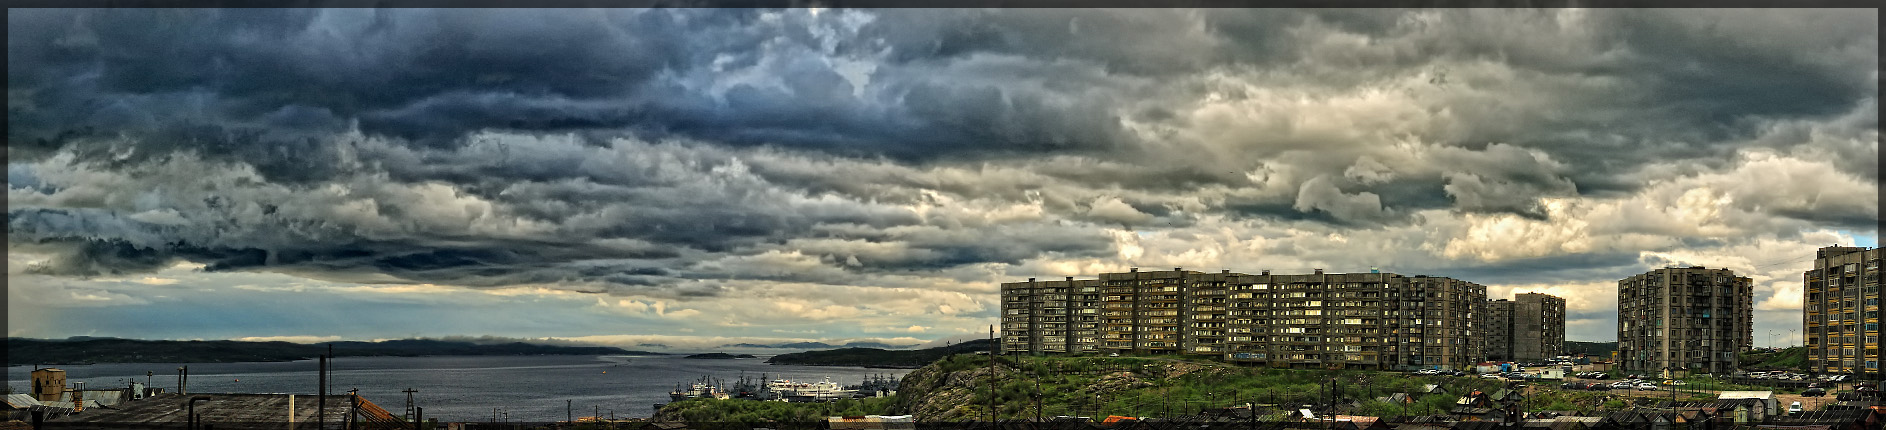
{"left": 1427, "top": 251, "right": 1649, "bottom": 286}
{"left": 6, "top": 9, "right": 1876, "bottom": 295}
{"left": 8, "top": 8, "right": 1137, "bottom": 168}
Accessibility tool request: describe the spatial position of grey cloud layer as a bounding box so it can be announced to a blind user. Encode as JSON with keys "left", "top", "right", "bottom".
{"left": 7, "top": 9, "right": 1877, "bottom": 297}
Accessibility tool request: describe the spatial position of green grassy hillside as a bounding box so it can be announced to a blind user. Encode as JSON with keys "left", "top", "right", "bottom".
{"left": 659, "top": 353, "right": 1510, "bottom": 423}
{"left": 1739, "top": 346, "right": 1807, "bottom": 371}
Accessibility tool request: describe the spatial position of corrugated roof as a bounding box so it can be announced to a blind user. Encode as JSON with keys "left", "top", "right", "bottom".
{"left": 48, "top": 392, "right": 363, "bottom": 428}
{"left": 1718, "top": 391, "right": 1775, "bottom": 399}
{"left": 2, "top": 394, "right": 44, "bottom": 409}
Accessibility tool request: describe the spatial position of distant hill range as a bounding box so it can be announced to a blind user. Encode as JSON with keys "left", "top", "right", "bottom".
{"left": 683, "top": 353, "right": 758, "bottom": 359}
{"left": 719, "top": 341, "right": 911, "bottom": 349}
{"left": 6, "top": 337, "right": 659, "bottom": 366}
{"left": 1564, "top": 341, "right": 1618, "bottom": 356}
{"left": 765, "top": 338, "right": 995, "bottom": 368}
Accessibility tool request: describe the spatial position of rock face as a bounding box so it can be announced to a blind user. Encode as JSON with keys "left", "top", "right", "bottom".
{"left": 888, "top": 356, "right": 1020, "bottom": 421}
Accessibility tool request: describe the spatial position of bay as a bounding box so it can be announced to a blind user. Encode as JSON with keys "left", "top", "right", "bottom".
{"left": 6, "top": 354, "right": 907, "bottom": 423}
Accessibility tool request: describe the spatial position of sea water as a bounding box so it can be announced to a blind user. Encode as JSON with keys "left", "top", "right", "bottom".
{"left": 5, "top": 354, "right": 906, "bottom": 422}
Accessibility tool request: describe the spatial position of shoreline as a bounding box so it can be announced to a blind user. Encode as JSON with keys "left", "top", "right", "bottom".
{"left": 5, "top": 352, "right": 672, "bottom": 367}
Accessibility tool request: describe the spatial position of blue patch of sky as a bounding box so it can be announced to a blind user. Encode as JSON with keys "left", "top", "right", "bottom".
{"left": 1836, "top": 229, "right": 1879, "bottom": 248}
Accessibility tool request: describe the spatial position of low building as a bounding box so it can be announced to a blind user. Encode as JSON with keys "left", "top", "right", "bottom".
{"left": 1717, "top": 391, "right": 1780, "bottom": 422}
{"left": 29, "top": 368, "right": 66, "bottom": 403}
{"left": 827, "top": 415, "right": 915, "bottom": 430}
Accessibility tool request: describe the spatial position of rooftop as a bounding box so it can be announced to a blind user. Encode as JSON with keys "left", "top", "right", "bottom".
{"left": 48, "top": 392, "right": 362, "bottom": 429}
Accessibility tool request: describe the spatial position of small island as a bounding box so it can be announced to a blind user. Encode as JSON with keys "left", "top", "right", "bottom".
{"left": 682, "top": 352, "right": 758, "bottom": 359}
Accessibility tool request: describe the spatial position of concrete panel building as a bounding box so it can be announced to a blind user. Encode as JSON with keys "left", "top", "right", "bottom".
{"left": 1001, "top": 268, "right": 1488, "bottom": 370}
{"left": 1804, "top": 246, "right": 1882, "bottom": 375}
{"left": 1617, "top": 267, "right": 1753, "bottom": 376}
{"left": 1486, "top": 293, "right": 1567, "bottom": 362}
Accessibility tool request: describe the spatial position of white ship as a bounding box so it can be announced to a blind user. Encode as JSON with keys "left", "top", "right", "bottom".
{"left": 768, "top": 377, "right": 859, "bottom": 402}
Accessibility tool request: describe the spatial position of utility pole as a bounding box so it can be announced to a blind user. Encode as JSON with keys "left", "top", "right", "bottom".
{"left": 1033, "top": 359, "right": 1042, "bottom": 423}
{"left": 403, "top": 388, "right": 419, "bottom": 422}
{"left": 987, "top": 324, "right": 996, "bottom": 424}
{"left": 318, "top": 355, "right": 326, "bottom": 430}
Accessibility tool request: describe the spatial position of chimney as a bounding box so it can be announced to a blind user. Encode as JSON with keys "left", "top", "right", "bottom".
{"left": 1174, "top": 267, "right": 1182, "bottom": 272}
{"left": 1028, "top": 278, "right": 1035, "bottom": 282}
{"left": 1222, "top": 269, "right": 1230, "bottom": 274}
{"left": 1067, "top": 277, "right": 1074, "bottom": 282}
{"left": 1314, "top": 269, "right": 1324, "bottom": 275}
{"left": 1261, "top": 270, "right": 1270, "bottom": 275}
{"left": 1130, "top": 268, "right": 1138, "bottom": 272}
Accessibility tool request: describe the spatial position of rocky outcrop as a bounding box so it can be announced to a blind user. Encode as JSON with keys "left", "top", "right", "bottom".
{"left": 887, "top": 356, "right": 1019, "bottom": 421}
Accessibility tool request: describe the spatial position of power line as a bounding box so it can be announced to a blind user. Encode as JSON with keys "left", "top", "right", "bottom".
{"left": 1746, "top": 254, "right": 1819, "bottom": 270}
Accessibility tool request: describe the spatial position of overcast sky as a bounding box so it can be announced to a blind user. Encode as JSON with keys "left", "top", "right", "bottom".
{"left": 6, "top": 9, "right": 1877, "bottom": 351}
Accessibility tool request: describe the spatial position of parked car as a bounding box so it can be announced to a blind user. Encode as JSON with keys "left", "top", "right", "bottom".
{"left": 1587, "top": 383, "right": 1611, "bottom": 391}
{"left": 1788, "top": 401, "right": 1803, "bottom": 415}
{"left": 1635, "top": 383, "right": 1659, "bottom": 391}
{"left": 1803, "top": 388, "right": 1827, "bottom": 397}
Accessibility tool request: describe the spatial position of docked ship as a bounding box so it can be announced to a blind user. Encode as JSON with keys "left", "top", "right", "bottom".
{"left": 846, "top": 373, "right": 901, "bottom": 397}
{"left": 770, "top": 377, "right": 859, "bottom": 402}
{"left": 669, "top": 377, "right": 731, "bottom": 402}
{"left": 729, "top": 373, "right": 781, "bottom": 401}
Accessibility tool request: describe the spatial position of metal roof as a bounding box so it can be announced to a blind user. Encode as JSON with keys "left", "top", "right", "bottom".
{"left": 1718, "top": 391, "right": 1776, "bottom": 399}
{"left": 48, "top": 392, "right": 362, "bottom": 428}
{"left": 2, "top": 394, "right": 44, "bottom": 409}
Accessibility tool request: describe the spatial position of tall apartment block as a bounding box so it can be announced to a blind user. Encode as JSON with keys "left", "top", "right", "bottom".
{"left": 1486, "top": 293, "right": 1567, "bottom": 362}
{"left": 1616, "top": 267, "right": 1753, "bottom": 375}
{"left": 1001, "top": 268, "right": 1487, "bottom": 370}
{"left": 1805, "top": 246, "right": 1882, "bottom": 375}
